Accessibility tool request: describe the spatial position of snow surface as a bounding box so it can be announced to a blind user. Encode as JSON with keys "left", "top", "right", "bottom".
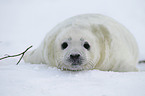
{"left": 0, "top": 0, "right": 145, "bottom": 96}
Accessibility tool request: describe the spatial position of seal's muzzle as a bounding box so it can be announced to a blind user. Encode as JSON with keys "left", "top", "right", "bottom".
{"left": 68, "top": 54, "right": 83, "bottom": 65}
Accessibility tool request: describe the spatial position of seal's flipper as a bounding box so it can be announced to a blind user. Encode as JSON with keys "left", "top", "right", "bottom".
{"left": 23, "top": 48, "right": 43, "bottom": 64}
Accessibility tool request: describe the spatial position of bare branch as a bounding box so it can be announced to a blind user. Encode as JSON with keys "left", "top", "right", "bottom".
{"left": 139, "top": 60, "right": 145, "bottom": 63}
{"left": 0, "top": 45, "right": 33, "bottom": 65}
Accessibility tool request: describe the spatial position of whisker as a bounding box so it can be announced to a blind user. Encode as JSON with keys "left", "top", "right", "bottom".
{"left": 87, "top": 60, "right": 94, "bottom": 70}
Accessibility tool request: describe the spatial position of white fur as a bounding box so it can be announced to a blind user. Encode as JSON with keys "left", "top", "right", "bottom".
{"left": 23, "top": 14, "right": 139, "bottom": 72}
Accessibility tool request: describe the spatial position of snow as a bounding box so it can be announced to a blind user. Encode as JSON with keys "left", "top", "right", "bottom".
{"left": 0, "top": 0, "right": 145, "bottom": 96}
{"left": 0, "top": 63, "right": 145, "bottom": 96}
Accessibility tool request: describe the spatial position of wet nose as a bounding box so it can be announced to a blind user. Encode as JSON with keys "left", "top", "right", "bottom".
{"left": 70, "top": 54, "right": 80, "bottom": 60}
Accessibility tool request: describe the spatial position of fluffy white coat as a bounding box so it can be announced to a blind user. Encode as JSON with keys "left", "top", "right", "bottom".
{"left": 23, "top": 14, "right": 139, "bottom": 72}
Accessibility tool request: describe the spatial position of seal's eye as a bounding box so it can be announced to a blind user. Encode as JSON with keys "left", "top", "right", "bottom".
{"left": 61, "top": 42, "right": 68, "bottom": 50}
{"left": 83, "top": 42, "right": 90, "bottom": 50}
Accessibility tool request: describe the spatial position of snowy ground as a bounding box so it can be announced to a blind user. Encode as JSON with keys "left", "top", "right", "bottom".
{"left": 0, "top": 0, "right": 145, "bottom": 96}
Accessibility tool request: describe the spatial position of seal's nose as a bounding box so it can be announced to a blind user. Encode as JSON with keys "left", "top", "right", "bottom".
{"left": 70, "top": 54, "right": 80, "bottom": 60}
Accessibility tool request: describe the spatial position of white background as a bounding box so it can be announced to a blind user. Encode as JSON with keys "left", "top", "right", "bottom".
{"left": 0, "top": 0, "right": 145, "bottom": 96}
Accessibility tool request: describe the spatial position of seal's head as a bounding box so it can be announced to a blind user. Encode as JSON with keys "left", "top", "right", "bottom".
{"left": 54, "top": 26, "right": 100, "bottom": 71}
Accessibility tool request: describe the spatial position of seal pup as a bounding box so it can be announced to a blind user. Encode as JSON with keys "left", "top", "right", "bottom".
{"left": 23, "top": 14, "right": 139, "bottom": 72}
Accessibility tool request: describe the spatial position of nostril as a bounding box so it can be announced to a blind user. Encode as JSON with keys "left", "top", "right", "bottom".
{"left": 70, "top": 54, "right": 80, "bottom": 59}
{"left": 76, "top": 54, "right": 80, "bottom": 58}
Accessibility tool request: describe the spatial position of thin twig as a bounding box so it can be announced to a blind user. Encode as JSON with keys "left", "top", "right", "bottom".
{"left": 16, "top": 53, "right": 25, "bottom": 65}
{"left": 139, "top": 60, "right": 145, "bottom": 63}
{"left": 0, "top": 45, "right": 33, "bottom": 65}
{"left": 0, "top": 53, "right": 22, "bottom": 60}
